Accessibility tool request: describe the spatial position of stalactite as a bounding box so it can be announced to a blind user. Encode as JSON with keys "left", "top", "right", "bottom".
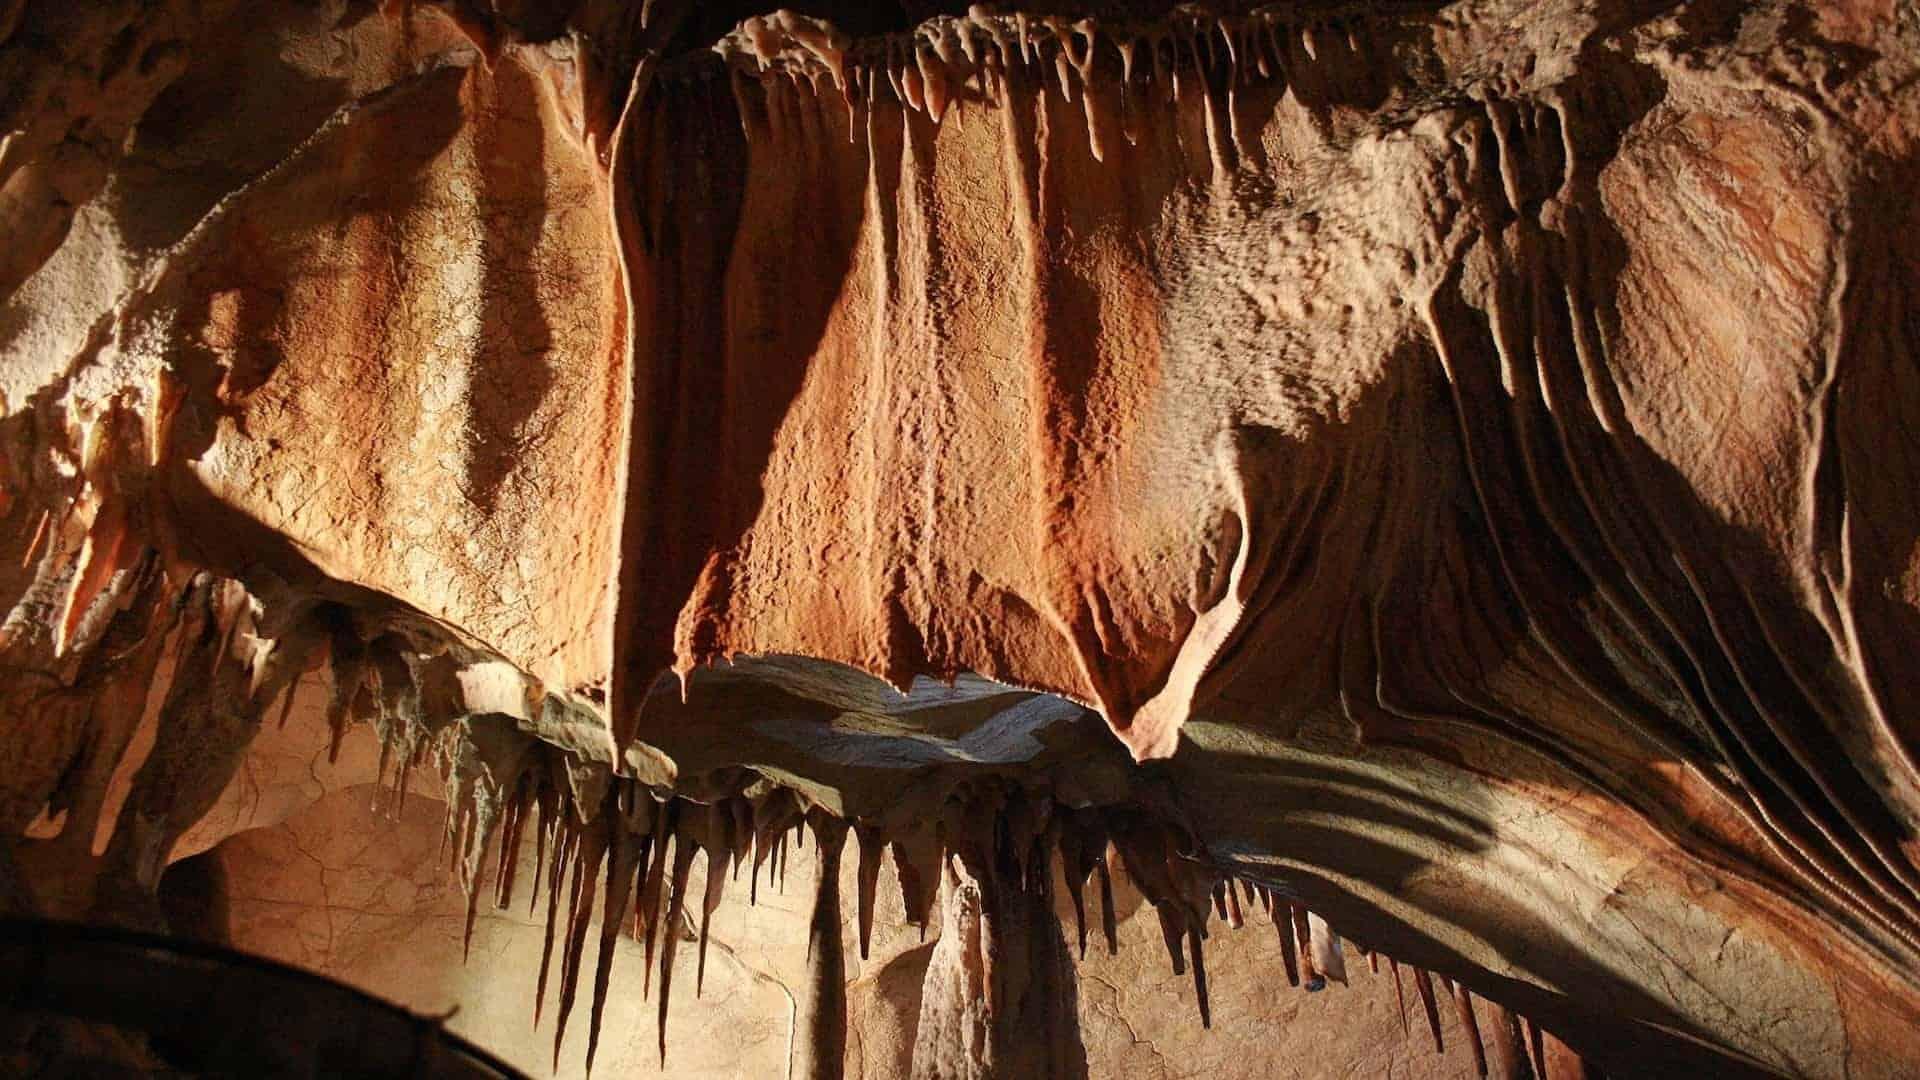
{"left": 529, "top": 775, "right": 560, "bottom": 916}
{"left": 1157, "top": 906, "right": 1188, "bottom": 975}
{"left": 1291, "top": 906, "right": 1321, "bottom": 990}
{"left": 534, "top": 814, "right": 577, "bottom": 1024}
{"left": 550, "top": 815, "right": 609, "bottom": 1071}
{"left": 887, "top": 824, "right": 943, "bottom": 938}
{"left": 1188, "top": 925, "right": 1211, "bottom": 1029}
{"left": 1543, "top": 1030, "right": 1595, "bottom": 1078}
{"left": 911, "top": 784, "right": 1088, "bottom": 1079}
{"left": 1388, "top": 956, "right": 1409, "bottom": 1036}
{"left": 1274, "top": 890, "right": 1300, "bottom": 986}
{"left": 322, "top": 626, "right": 366, "bottom": 766}
{"left": 1055, "top": 813, "right": 1092, "bottom": 957}
{"left": 696, "top": 799, "right": 734, "bottom": 996}
{"left": 1523, "top": 1016, "right": 1550, "bottom": 1079}
{"left": 1095, "top": 857, "right": 1118, "bottom": 957}
{"left": 655, "top": 809, "right": 698, "bottom": 1064}
{"left": 1308, "top": 911, "right": 1347, "bottom": 985}
{"left": 1413, "top": 967, "right": 1445, "bottom": 1052}
{"left": 854, "top": 820, "right": 884, "bottom": 961}
{"left": 493, "top": 771, "right": 531, "bottom": 910}
{"left": 1482, "top": 997, "right": 1536, "bottom": 1080}
{"left": 638, "top": 796, "right": 677, "bottom": 998}
{"left": 797, "top": 809, "right": 849, "bottom": 1080}
{"left": 750, "top": 787, "right": 801, "bottom": 905}
{"left": 586, "top": 786, "right": 647, "bottom": 1075}
{"left": 1455, "top": 983, "right": 1488, "bottom": 1077}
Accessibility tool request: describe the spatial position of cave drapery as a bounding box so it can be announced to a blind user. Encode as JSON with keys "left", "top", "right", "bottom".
{"left": 3, "top": 0, "right": 1920, "bottom": 1076}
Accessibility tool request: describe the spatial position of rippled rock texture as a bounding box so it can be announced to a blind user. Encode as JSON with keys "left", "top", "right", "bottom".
{"left": 3, "top": 0, "right": 1919, "bottom": 1076}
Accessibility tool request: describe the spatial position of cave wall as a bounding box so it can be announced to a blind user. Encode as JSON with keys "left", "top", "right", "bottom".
{"left": 3, "top": 0, "right": 1920, "bottom": 1076}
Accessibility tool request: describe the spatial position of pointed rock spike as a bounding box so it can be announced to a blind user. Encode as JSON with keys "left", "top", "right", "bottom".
{"left": 1097, "top": 858, "right": 1118, "bottom": 956}
{"left": 1543, "top": 1029, "right": 1594, "bottom": 1079}
{"left": 534, "top": 823, "right": 576, "bottom": 1025}
{"left": 1056, "top": 822, "right": 1089, "bottom": 959}
{"left": 639, "top": 800, "right": 678, "bottom": 999}
{"left": 551, "top": 826, "right": 607, "bottom": 1072}
{"left": 587, "top": 823, "right": 643, "bottom": 1076}
{"left": 1275, "top": 897, "right": 1300, "bottom": 986}
{"left": 1189, "top": 926, "right": 1211, "bottom": 1028}
{"left": 1308, "top": 912, "right": 1347, "bottom": 985}
{"left": 656, "top": 823, "right": 699, "bottom": 1066}
{"left": 1455, "top": 984, "right": 1488, "bottom": 1077}
{"left": 696, "top": 806, "right": 732, "bottom": 999}
{"left": 1156, "top": 907, "right": 1187, "bottom": 976}
{"left": 1413, "top": 967, "right": 1444, "bottom": 1052}
{"left": 697, "top": 905, "right": 714, "bottom": 999}
{"left": 1291, "top": 906, "right": 1321, "bottom": 989}
{"left": 854, "top": 822, "right": 883, "bottom": 961}
{"left": 1389, "top": 957, "right": 1409, "bottom": 1037}
{"left": 1525, "top": 1016, "right": 1550, "bottom": 1078}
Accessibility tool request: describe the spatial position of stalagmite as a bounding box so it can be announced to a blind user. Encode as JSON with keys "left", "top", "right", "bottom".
{"left": 796, "top": 809, "right": 849, "bottom": 1080}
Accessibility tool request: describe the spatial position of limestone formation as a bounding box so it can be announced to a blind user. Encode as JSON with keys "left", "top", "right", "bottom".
{"left": 3, "top": 0, "right": 1920, "bottom": 1076}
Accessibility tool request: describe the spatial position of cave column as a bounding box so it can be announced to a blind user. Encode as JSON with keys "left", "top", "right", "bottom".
{"left": 910, "top": 837, "right": 1088, "bottom": 1079}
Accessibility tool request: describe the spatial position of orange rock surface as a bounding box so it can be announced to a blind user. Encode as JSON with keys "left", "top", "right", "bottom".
{"left": 3, "top": 1, "right": 1920, "bottom": 1076}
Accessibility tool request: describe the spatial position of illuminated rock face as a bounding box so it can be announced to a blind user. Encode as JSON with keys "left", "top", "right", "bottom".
{"left": 4, "top": 0, "right": 1920, "bottom": 1076}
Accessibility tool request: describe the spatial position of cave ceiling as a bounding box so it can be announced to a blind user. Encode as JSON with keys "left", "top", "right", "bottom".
{"left": 2, "top": 0, "right": 1919, "bottom": 1076}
